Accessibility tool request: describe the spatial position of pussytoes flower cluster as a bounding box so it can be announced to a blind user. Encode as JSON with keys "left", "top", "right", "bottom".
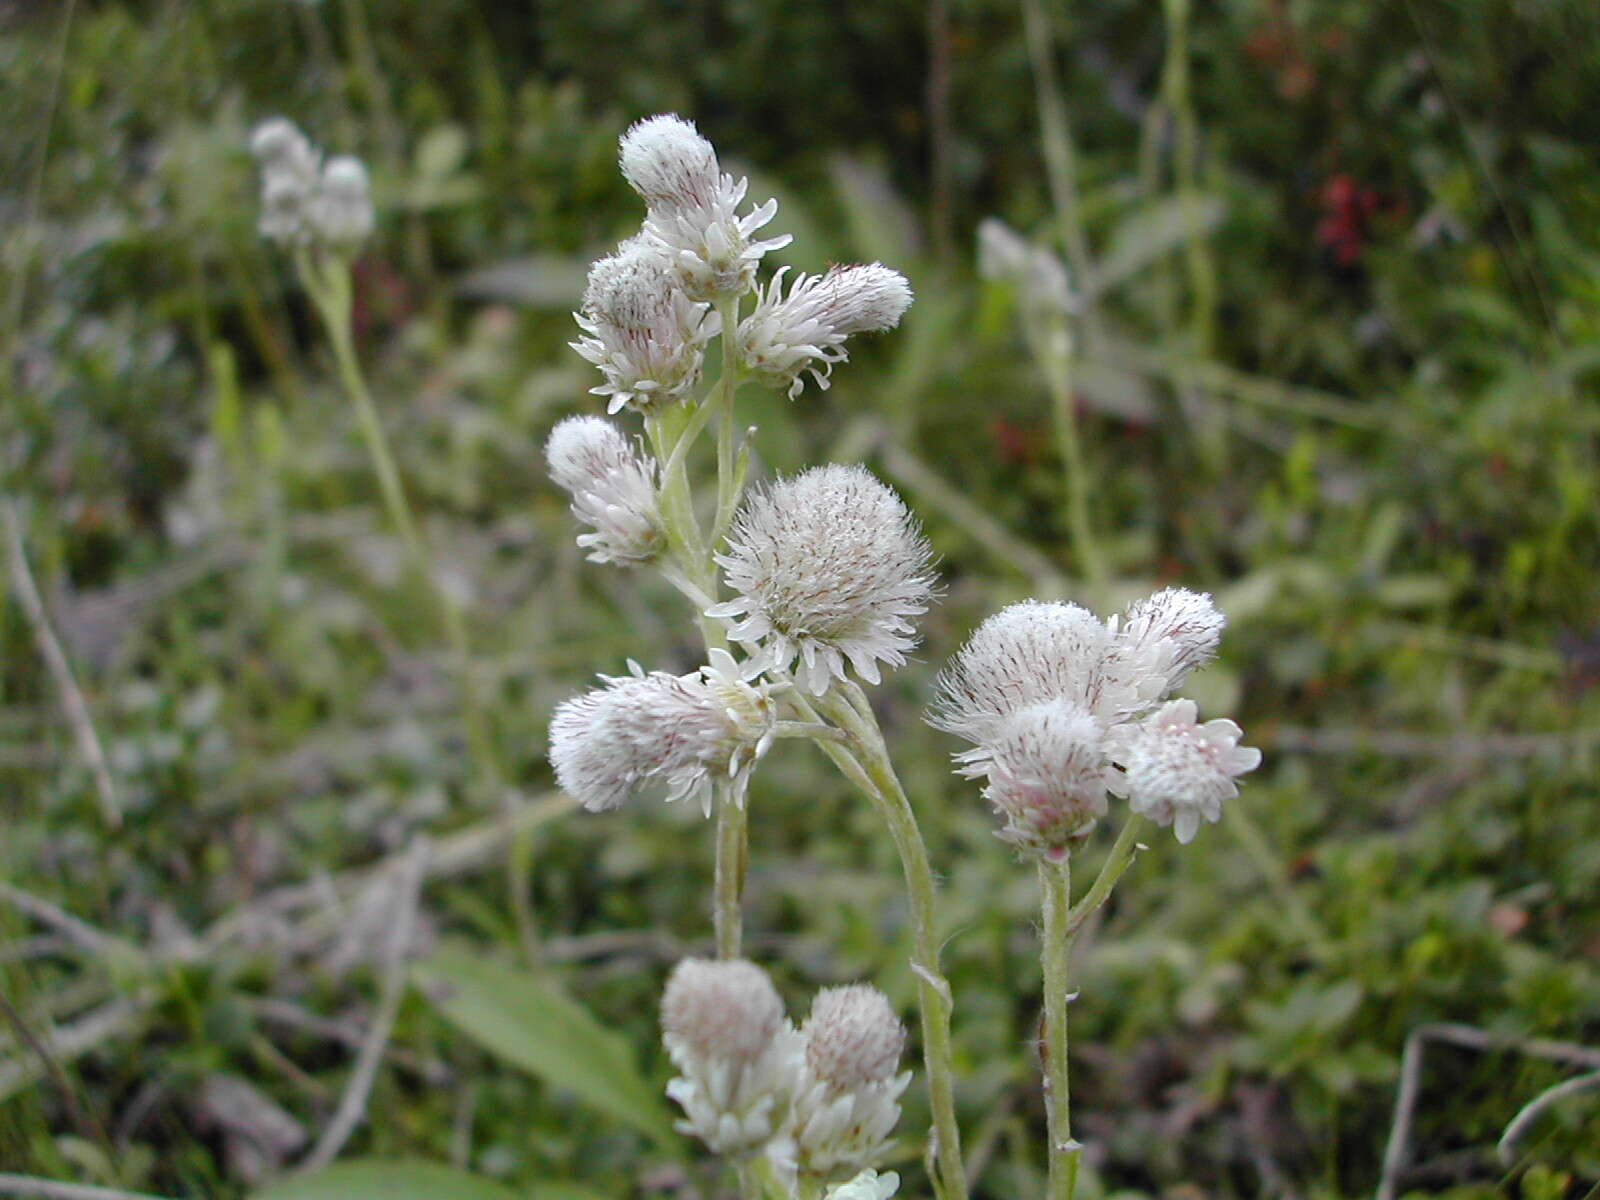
{"left": 662, "top": 958, "right": 803, "bottom": 1156}
{"left": 710, "top": 465, "right": 937, "bottom": 695}
{"left": 544, "top": 415, "right": 663, "bottom": 565}
{"left": 789, "top": 985, "right": 911, "bottom": 1175}
{"left": 661, "top": 961, "right": 908, "bottom": 1181}
{"left": 250, "top": 118, "right": 373, "bottom": 248}
{"left": 570, "top": 236, "right": 716, "bottom": 413}
{"left": 738, "top": 264, "right": 914, "bottom": 398}
{"left": 548, "top": 649, "right": 776, "bottom": 817}
{"left": 931, "top": 588, "right": 1258, "bottom": 853}
{"left": 621, "top": 114, "right": 792, "bottom": 301}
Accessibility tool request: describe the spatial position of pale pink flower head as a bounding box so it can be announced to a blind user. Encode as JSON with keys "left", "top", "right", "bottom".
{"left": 1110, "top": 698, "right": 1261, "bottom": 843}
{"left": 792, "top": 984, "right": 911, "bottom": 1173}
{"left": 958, "top": 700, "right": 1110, "bottom": 859}
{"left": 1104, "top": 587, "right": 1226, "bottom": 704}
{"left": 802, "top": 985, "right": 905, "bottom": 1096}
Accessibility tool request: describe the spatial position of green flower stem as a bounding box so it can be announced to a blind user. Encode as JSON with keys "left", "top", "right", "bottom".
{"left": 712, "top": 295, "right": 744, "bottom": 542}
{"left": 805, "top": 688, "right": 968, "bottom": 1200}
{"left": 1038, "top": 854, "right": 1078, "bottom": 1200}
{"left": 713, "top": 783, "right": 747, "bottom": 959}
{"left": 1065, "top": 815, "right": 1145, "bottom": 936}
{"left": 1037, "top": 818, "right": 1146, "bottom": 1200}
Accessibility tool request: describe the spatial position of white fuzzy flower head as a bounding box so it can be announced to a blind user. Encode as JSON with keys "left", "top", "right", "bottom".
{"left": 571, "top": 236, "right": 714, "bottom": 413}
{"left": 1110, "top": 698, "right": 1261, "bottom": 843}
{"left": 802, "top": 986, "right": 905, "bottom": 1095}
{"left": 738, "top": 264, "right": 914, "bottom": 399}
{"left": 825, "top": 1171, "right": 899, "bottom": 1200}
{"left": 928, "top": 601, "right": 1116, "bottom": 741}
{"left": 548, "top": 649, "right": 776, "bottom": 817}
{"left": 250, "top": 119, "right": 373, "bottom": 249}
{"left": 307, "top": 155, "right": 374, "bottom": 246}
{"left": 545, "top": 416, "right": 663, "bottom": 565}
{"left": 710, "top": 465, "right": 936, "bottom": 696}
{"left": 620, "top": 113, "right": 793, "bottom": 301}
{"left": 1105, "top": 587, "right": 1225, "bottom": 700}
{"left": 661, "top": 958, "right": 804, "bottom": 1157}
{"left": 959, "top": 700, "right": 1110, "bottom": 859}
{"left": 789, "top": 985, "right": 910, "bottom": 1175}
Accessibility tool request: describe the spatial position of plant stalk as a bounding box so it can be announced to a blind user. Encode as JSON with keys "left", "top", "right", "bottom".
{"left": 1038, "top": 855, "right": 1078, "bottom": 1200}
{"left": 808, "top": 690, "right": 968, "bottom": 1200}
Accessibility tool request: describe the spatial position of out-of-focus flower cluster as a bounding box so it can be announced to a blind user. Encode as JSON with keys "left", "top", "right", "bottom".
{"left": 930, "top": 588, "right": 1259, "bottom": 854}
{"left": 660, "top": 958, "right": 910, "bottom": 1187}
{"left": 249, "top": 117, "right": 373, "bottom": 249}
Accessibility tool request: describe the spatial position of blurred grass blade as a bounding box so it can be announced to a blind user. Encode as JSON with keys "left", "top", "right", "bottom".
{"left": 413, "top": 945, "right": 677, "bottom": 1149}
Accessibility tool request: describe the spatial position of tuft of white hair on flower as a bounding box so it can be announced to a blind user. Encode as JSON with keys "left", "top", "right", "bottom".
{"left": 709, "top": 464, "right": 937, "bottom": 696}
{"left": 619, "top": 113, "right": 793, "bottom": 301}
{"left": 824, "top": 1170, "right": 900, "bottom": 1200}
{"left": 1104, "top": 587, "right": 1226, "bottom": 703}
{"left": 548, "top": 649, "right": 777, "bottom": 817}
{"left": 544, "top": 415, "right": 663, "bottom": 566}
{"left": 307, "top": 155, "right": 374, "bottom": 247}
{"left": 738, "top": 264, "right": 914, "bottom": 399}
{"left": 928, "top": 600, "right": 1122, "bottom": 742}
{"left": 1108, "top": 698, "right": 1261, "bottom": 843}
{"left": 977, "top": 217, "right": 1074, "bottom": 316}
{"left": 661, "top": 958, "right": 804, "bottom": 1157}
{"left": 957, "top": 700, "right": 1111, "bottom": 859}
{"left": 571, "top": 235, "right": 715, "bottom": 413}
{"left": 789, "top": 984, "right": 911, "bottom": 1175}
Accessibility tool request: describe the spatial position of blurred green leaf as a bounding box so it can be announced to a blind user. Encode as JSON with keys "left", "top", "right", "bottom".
{"left": 413, "top": 945, "right": 677, "bottom": 1149}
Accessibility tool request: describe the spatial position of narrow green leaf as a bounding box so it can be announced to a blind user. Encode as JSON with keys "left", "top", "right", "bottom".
{"left": 413, "top": 945, "right": 677, "bottom": 1148}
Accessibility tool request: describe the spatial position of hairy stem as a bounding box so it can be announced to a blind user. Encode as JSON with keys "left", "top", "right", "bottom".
{"left": 713, "top": 784, "right": 747, "bottom": 959}
{"left": 807, "top": 690, "right": 968, "bottom": 1200}
{"left": 1038, "top": 856, "right": 1078, "bottom": 1200}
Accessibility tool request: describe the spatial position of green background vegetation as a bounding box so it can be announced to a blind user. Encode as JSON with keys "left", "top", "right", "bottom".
{"left": 2, "top": 0, "right": 1598, "bottom": 1197}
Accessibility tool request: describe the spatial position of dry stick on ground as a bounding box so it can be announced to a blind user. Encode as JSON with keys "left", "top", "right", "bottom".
{"left": 2, "top": 502, "right": 120, "bottom": 826}
{"left": 0, "top": 1179, "right": 175, "bottom": 1200}
{"left": 0, "top": 884, "right": 144, "bottom": 963}
{"left": 1377, "top": 1023, "right": 1600, "bottom": 1200}
{"left": 298, "top": 836, "right": 429, "bottom": 1172}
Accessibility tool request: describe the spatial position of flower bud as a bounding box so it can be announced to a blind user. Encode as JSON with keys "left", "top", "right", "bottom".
{"left": 792, "top": 985, "right": 910, "bottom": 1173}
{"left": 960, "top": 701, "right": 1110, "bottom": 858}
{"left": 544, "top": 416, "right": 663, "bottom": 566}
{"left": 571, "top": 236, "right": 714, "bottom": 413}
{"left": 1105, "top": 587, "right": 1225, "bottom": 700}
{"left": 618, "top": 113, "right": 792, "bottom": 300}
{"left": 548, "top": 650, "right": 776, "bottom": 817}
{"left": 738, "top": 264, "right": 914, "bottom": 398}
{"left": 710, "top": 464, "right": 936, "bottom": 695}
{"left": 661, "top": 958, "right": 803, "bottom": 1157}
